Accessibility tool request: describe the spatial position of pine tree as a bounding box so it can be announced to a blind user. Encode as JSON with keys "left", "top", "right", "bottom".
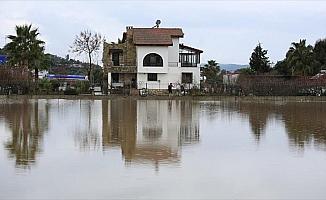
{"left": 249, "top": 43, "right": 271, "bottom": 74}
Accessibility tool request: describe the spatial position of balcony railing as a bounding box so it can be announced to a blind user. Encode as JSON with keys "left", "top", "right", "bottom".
{"left": 180, "top": 63, "right": 198, "bottom": 67}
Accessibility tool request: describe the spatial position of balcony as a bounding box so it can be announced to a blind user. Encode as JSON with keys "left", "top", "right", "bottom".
{"left": 179, "top": 53, "right": 200, "bottom": 68}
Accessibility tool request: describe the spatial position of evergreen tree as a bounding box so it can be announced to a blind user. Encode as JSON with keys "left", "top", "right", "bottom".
{"left": 314, "top": 38, "right": 326, "bottom": 70}
{"left": 249, "top": 43, "right": 271, "bottom": 74}
{"left": 274, "top": 60, "right": 291, "bottom": 75}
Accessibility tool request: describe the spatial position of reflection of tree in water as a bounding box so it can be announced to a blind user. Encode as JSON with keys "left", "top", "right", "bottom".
{"left": 225, "top": 101, "right": 326, "bottom": 150}
{"left": 238, "top": 103, "right": 277, "bottom": 142}
{"left": 0, "top": 99, "right": 49, "bottom": 169}
{"left": 282, "top": 103, "right": 326, "bottom": 150}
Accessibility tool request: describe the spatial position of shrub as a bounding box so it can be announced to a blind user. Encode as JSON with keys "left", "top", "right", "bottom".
{"left": 50, "top": 79, "right": 60, "bottom": 92}
{"left": 76, "top": 81, "right": 90, "bottom": 94}
{"left": 38, "top": 79, "right": 53, "bottom": 94}
{"left": 64, "top": 88, "right": 78, "bottom": 95}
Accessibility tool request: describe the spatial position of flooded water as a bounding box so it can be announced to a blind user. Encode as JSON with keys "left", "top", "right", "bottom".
{"left": 1, "top": 98, "right": 326, "bottom": 199}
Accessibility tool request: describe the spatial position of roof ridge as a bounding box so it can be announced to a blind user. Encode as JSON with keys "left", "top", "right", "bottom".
{"left": 132, "top": 27, "right": 182, "bottom": 29}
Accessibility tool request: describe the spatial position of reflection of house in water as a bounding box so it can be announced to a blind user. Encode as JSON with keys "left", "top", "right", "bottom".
{"left": 0, "top": 100, "right": 49, "bottom": 169}
{"left": 101, "top": 99, "right": 200, "bottom": 168}
{"left": 102, "top": 99, "right": 137, "bottom": 157}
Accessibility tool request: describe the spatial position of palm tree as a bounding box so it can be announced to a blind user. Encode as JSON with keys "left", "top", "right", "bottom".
{"left": 202, "top": 60, "right": 221, "bottom": 84}
{"left": 285, "top": 39, "right": 315, "bottom": 76}
{"left": 4, "top": 24, "right": 45, "bottom": 80}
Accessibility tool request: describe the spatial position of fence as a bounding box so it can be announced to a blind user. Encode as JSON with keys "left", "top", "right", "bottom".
{"left": 0, "top": 67, "right": 31, "bottom": 94}
{"left": 237, "top": 75, "right": 326, "bottom": 96}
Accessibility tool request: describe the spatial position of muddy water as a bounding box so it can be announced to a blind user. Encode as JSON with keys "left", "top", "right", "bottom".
{"left": 0, "top": 99, "right": 326, "bottom": 199}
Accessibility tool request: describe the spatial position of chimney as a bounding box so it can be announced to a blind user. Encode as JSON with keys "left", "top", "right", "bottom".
{"left": 126, "top": 26, "right": 133, "bottom": 31}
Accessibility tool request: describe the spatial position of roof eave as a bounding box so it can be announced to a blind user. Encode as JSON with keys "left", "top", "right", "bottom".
{"left": 180, "top": 44, "right": 203, "bottom": 53}
{"left": 134, "top": 43, "right": 173, "bottom": 46}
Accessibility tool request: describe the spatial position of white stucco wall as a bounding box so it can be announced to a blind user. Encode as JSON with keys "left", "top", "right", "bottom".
{"left": 137, "top": 66, "right": 200, "bottom": 90}
{"left": 136, "top": 38, "right": 200, "bottom": 90}
{"left": 137, "top": 46, "right": 169, "bottom": 74}
{"left": 168, "top": 38, "right": 179, "bottom": 64}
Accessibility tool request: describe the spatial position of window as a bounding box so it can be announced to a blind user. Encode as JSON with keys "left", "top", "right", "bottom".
{"left": 112, "top": 52, "right": 120, "bottom": 66}
{"left": 143, "top": 53, "right": 163, "bottom": 67}
{"left": 112, "top": 73, "right": 119, "bottom": 83}
{"left": 182, "top": 73, "right": 193, "bottom": 83}
{"left": 148, "top": 73, "right": 158, "bottom": 81}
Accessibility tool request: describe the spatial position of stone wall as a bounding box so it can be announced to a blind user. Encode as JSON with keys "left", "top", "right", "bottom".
{"left": 102, "top": 27, "right": 137, "bottom": 74}
{"left": 102, "top": 28, "right": 137, "bottom": 95}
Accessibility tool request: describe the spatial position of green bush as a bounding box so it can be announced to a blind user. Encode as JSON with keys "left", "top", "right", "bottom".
{"left": 64, "top": 88, "right": 78, "bottom": 95}
{"left": 50, "top": 79, "right": 60, "bottom": 92}
{"left": 38, "top": 79, "right": 53, "bottom": 94}
{"left": 76, "top": 81, "right": 90, "bottom": 94}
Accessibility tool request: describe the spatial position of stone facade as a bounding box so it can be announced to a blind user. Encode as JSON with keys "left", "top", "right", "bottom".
{"left": 102, "top": 27, "right": 137, "bottom": 74}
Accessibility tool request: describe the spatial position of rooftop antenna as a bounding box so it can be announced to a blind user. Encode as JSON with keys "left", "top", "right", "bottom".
{"left": 153, "top": 20, "right": 161, "bottom": 28}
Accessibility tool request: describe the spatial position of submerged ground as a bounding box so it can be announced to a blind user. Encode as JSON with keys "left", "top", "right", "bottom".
{"left": 0, "top": 98, "right": 326, "bottom": 199}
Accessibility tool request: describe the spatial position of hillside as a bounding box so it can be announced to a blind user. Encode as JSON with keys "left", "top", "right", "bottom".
{"left": 43, "top": 53, "right": 101, "bottom": 75}
{"left": 44, "top": 53, "right": 103, "bottom": 84}
{"left": 219, "top": 64, "right": 249, "bottom": 72}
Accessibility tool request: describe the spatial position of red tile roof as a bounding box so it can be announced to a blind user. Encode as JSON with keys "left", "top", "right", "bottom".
{"left": 132, "top": 28, "right": 184, "bottom": 46}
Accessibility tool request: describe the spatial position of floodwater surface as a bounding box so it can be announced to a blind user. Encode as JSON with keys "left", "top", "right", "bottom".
{"left": 0, "top": 99, "right": 326, "bottom": 199}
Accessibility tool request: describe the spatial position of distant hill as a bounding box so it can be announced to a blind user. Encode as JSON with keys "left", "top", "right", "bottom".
{"left": 44, "top": 53, "right": 103, "bottom": 84}
{"left": 219, "top": 64, "right": 249, "bottom": 72}
{"left": 43, "top": 53, "right": 101, "bottom": 75}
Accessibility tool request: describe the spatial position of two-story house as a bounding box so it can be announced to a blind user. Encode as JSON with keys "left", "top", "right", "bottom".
{"left": 102, "top": 26, "right": 203, "bottom": 92}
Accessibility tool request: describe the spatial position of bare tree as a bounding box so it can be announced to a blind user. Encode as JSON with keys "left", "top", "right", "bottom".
{"left": 71, "top": 30, "right": 102, "bottom": 87}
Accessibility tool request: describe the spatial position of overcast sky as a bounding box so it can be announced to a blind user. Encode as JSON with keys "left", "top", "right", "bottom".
{"left": 1, "top": 0, "right": 326, "bottom": 65}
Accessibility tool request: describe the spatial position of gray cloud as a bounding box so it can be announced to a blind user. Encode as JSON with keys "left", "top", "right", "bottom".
{"left": 1, "top": 1, "right": 326, "bottom": 65}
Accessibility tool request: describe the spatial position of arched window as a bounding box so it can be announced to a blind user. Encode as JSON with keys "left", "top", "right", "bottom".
{"left": 143, "top": 53, "right": 163, "bottom": 67}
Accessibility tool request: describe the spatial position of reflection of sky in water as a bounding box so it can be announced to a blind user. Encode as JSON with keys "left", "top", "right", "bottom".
{"left": 1, "top": 99, "right": 326, "bottom": 199}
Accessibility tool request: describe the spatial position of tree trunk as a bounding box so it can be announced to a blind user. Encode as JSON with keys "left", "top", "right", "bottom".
{"left": 35, "top": 67, "right": 39, "bottom": 94}
{"left": 89, "top": 53, "right": 92, "bottom": 86}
